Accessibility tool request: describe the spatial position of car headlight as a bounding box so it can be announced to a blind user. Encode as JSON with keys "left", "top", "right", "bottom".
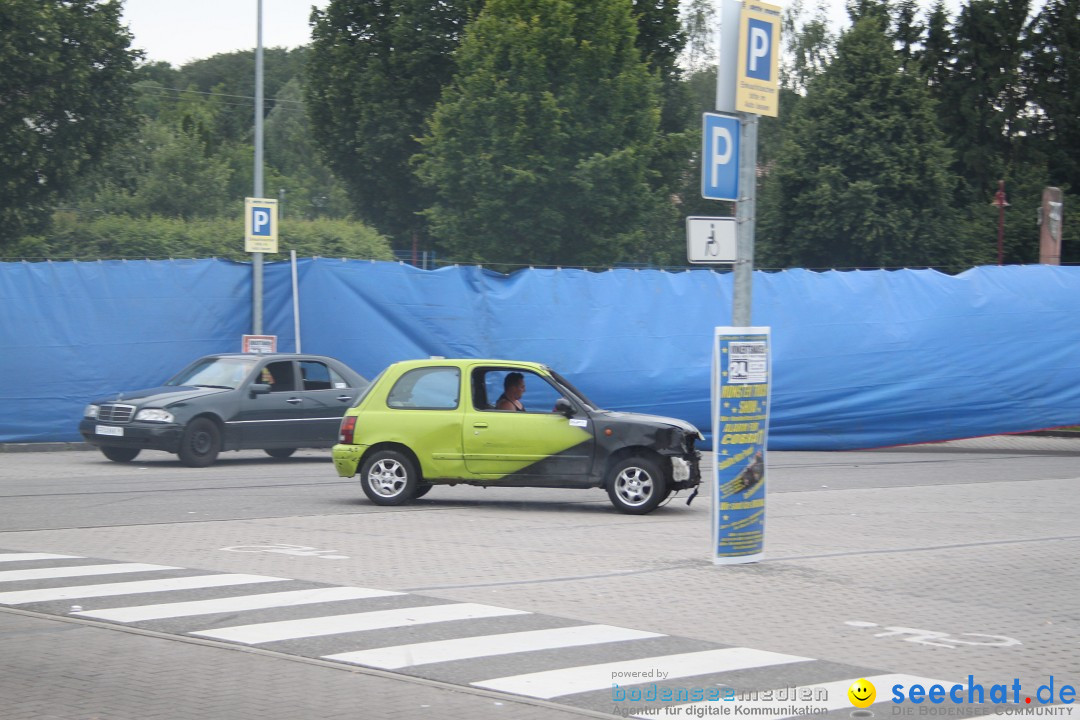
{"left": 135, "top": 408, "right": 174, "bottom": 423}
{"left": 84, "top": 404, "right": 100, "bottom": 419}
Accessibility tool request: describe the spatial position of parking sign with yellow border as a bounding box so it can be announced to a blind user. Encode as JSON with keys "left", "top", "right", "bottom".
{"left": 735, "top": 1, "right": 782, "bottom": 117}
{"left": 244, "top": 197, "right": 279, "bottom": 253}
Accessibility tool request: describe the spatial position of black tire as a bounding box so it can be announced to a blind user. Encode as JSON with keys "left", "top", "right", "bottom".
{"left": 359, "top": 449, "right": 419, "bottom": 506}
{"left": 101, "top": 446, "right": 140, "bottom": 463}
{"left": 264, "top": 448, "right": 297, "bottom": 459}
{"left": 177, "top": 418, "right": 222, "bottom": 468}
{"left": 413, "top": 482, "right": 434, "bottom": 499}
{"left": 606, "top": 456, "right": 667, "bottom": 515}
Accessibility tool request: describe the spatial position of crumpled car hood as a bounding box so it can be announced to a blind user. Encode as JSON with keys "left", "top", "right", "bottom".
{"left": 593, "top": 410, "right": 704, "bottom": 439}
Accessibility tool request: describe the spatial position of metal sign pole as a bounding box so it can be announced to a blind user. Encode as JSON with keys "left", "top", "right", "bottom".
{"left": 732, "top": 112, "right": 758, "bottom": 327}
{"left": 252, "top": 0, "right": 265, "bottom": 335}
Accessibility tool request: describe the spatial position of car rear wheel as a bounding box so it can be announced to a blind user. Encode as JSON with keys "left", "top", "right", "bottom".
{"left": 178, "top": 418, "right": 222, "bottom": 468}
{"left": 264, "top": 448, "right": 297, "bottom": 459}
{"left": 607, "top": 456, "right": 667, "bottom": 515}
{"left": 360, "top": 450, "right": 419, "bottom": 505}
{"left": 101, "top": 446, "right": 140, "bottom": 463}
{"left": 414, "top": 482, "right": 434, "bottom": 499}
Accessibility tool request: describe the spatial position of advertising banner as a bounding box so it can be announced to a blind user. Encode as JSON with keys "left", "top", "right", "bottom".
{"left": 712, "top": 327, "right": 771, "bottom": 564}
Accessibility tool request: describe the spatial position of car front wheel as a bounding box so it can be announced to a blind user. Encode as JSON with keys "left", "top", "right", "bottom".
{"left": 360, "top": 450, "right": 419, "bottom": 505}
{"left": 178, "top": 418, "right": 222, "bottom": 468}
{"left": 607, "top": 456, "right": 667, "bottom": 515}
{"left": 101, "top": 446, "right": 140, "bottom": 463}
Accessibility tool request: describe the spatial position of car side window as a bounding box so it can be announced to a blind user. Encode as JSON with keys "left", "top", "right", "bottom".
{"left": 477, "top": 368, "right": 567, "bottom": 413}
{"left": 387, "top": 367, "right": 460, "bottom": 410}
{"left": 261, "top": 361, "right": 295, "bottom": 392}
{"left": 299, "top": 361, "right": 336, "bottom": 391}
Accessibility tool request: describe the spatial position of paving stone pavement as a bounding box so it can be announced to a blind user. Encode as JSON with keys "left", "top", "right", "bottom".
{"left": 0, "top": 610, "right": 589, "bottom": 720}
{"left": 1, "top": 436, "right": 1078, "bottom": 719}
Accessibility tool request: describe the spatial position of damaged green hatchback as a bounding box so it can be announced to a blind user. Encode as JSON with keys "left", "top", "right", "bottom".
{"left": 332, "top": 359, "right": 703, "bottom": 514}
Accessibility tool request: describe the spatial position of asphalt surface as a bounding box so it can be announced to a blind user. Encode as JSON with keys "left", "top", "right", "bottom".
{"left": 1, "top": 436, "right": 1078, "bottom": 720}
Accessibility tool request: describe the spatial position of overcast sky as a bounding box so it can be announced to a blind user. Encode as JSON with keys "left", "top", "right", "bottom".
{"left": 120, "top": 0, "right": 1035, "bottom": 68}
{"left": 121, "top": 0, "right": 330, "bottom": 67}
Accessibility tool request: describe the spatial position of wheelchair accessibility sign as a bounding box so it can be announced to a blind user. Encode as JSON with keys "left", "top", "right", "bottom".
{"left": 687, "top": 216, "right": 737, "bottom": 264}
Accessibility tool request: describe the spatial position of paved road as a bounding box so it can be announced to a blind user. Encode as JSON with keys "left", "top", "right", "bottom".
{"left": 1, "top": 437, "right": 1078, "bottom": 719}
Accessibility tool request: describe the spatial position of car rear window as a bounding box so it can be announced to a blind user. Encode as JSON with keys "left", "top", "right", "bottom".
{"left": 387, "top": 367, "right": 460, "bottom": 410}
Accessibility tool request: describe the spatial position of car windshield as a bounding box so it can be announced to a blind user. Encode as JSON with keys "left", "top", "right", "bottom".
{"left": 166, "top": 357, "right": 258, "bottom": 390}
{"left": 549, "top": 369, "right": 599, "bottom": 411}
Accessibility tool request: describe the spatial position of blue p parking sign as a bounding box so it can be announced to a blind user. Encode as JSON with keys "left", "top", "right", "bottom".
{"left": 735, "top": 1, "right": 781, "bottom": 117}
{"left": 745, "top": 19, "right": 773, "bottom": 81}
{"left": 702, "top": 113, "right": 740, "bottom": 201}
{"left": 251, "top": 207, "right": 272, "bottom": 237}
{"left": 244, "top": 197, "right": 279, "bottom": 253}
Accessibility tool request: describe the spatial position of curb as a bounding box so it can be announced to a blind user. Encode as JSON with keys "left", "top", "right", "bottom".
{"left": 1022, "top": 429, "right": 1080, "bottom": 439}
{"left": 0, "top": 442, "right": 92, "bottom": 453}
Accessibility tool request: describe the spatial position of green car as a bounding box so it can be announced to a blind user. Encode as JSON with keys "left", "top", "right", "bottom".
{"left": 332, "top": 359, "right": 703, "bottom": 514}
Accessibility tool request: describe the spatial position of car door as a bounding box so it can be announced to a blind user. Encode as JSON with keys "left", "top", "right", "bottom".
{"left": 232, "top": 360, "right": 307, "bottom": 447}
{"left": 461, "top": 367, "right": 594, "bottom": 484}
{"left": 293, "top": 360, "right": 363, "bottom": 446}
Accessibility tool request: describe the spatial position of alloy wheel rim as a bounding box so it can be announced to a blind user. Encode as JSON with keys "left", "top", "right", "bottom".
{"left": 615, "top": 466, "right": 653, "bottom": 506}
{"left": 370, "top": 459, "right": 407, "bottom": 497}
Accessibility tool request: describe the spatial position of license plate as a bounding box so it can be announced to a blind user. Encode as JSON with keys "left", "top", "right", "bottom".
{"left": 96, "top": 425, "right": 124, "bottom": 437}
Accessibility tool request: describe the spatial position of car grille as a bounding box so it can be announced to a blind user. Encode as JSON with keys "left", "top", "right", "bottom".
{"left": 98, "top": 404, "right": 136, "bottom": 423}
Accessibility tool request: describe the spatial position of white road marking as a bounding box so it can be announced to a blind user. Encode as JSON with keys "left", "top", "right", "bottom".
{"left": 0, "top": 574, "right": 287, "bottom": 605}
{"left": 473, "top": 647, "right": 812, "bottom": 699}
{"left": 325, "top": 624, "right": 663, "bottom": 669}
{"left": 644, "top": 673, "right": 955, "bottom": 720}
{"left": 191, "top": 603, "right": 530, "bottom": 644}
{"left": 0, "top": 553, "right": 83, "bottom": 563}
{"left": 0, "top": 563, "right": 179, "bottom": 583}
{"left": 75, "top": 586, "right": 401, "bottom": 622}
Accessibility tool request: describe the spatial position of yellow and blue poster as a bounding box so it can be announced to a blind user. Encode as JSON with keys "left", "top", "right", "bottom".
{"left": 712, "top": 327, "right": 771, "bottom": 564}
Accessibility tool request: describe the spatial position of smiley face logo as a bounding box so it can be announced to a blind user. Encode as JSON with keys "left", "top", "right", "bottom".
{"left": 848, "top": 678, "right": 876, "bottom": 708}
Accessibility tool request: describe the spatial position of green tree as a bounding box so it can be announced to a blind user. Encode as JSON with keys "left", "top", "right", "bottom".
{"left": 758, "top": 16, "right": 983, "bottom": 269}
{"left": 0, "top": 0, "right": 140, "bottom": 244}
{"left": 82, "top": 119, "right": 235, "bottom": 219}
{"left": 306, "top": 0, "right": 484, "bottom": 249}
{"left": 264, "top": 78, "right": 352, "bottom": 220}
{"left": 1022, "top": 0, "right": 1080, "bottom": 193}
{"left": 892, "top": 0, "right": 922, "bottom": 62}
{"left": 680, "top": 0, "right": 716, "bottom": 73}
{"left": 917, "top": 1, "right": 953, "bottom": 90}
{"left": 174, "top": 48, "right": 307, "bottom": 144}
{"left": 7, "top": 214, "right": 393, "bottom": 261}
{"left": 935, "top": 0, "right": 1030, "bottom": 199}
{"left": 414, "top": 0, "right": 667, "bottom": 267}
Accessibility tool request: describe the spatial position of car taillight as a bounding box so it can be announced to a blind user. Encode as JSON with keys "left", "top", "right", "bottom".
{"left": 339, "top": 416, "right": 357, "bottom": 444}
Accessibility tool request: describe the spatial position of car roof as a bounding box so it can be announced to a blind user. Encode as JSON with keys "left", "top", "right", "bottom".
{"left": 388, "top": 358, "right": 550, "bottom": 372}
{"left": 204, "top": 353, "right": 337, "bottom": 361}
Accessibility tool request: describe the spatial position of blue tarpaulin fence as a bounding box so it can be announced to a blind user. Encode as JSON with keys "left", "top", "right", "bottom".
{"left": 2, "top": 258, "right": 1078, "bottom": 448}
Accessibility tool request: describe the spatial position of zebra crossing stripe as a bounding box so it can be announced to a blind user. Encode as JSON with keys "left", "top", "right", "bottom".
{"left": 0, "top": 563, "right": 179, "bottom": 583}
{"left": 472, "top": 647, "right": 812, "bottom": 699}
{"left": 325, "top": 624, "right": 664, "bottom": 669}
{"left": 0, "top": 553, "right": 84, "bottom": 563}
{"left": 191, "top": 603, "right": 531, "bottom": 644}
{"left": 0, "top": 574, "right": 287, "bottom": 605}
{"left": 643, "top": 674, "right": 954, "bottom": 720}
{"left": 75, "top": 586, "right": 401, "bottom": 622}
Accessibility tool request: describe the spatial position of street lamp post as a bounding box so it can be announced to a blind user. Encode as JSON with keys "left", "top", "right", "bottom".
{"left": 992, "top": 179, "right": 1009, "bottom": 266}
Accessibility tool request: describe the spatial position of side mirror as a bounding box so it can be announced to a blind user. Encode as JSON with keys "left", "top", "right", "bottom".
{"left": 554, "top": 398, "right": 575, "bottom": 418}
{"left": 250, "top": 383, "right": 271, "bottom": 396}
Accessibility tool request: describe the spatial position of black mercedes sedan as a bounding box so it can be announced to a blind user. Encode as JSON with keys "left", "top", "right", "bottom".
{"left": 79, "top": 354, "right": 369, "bottom": 467}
